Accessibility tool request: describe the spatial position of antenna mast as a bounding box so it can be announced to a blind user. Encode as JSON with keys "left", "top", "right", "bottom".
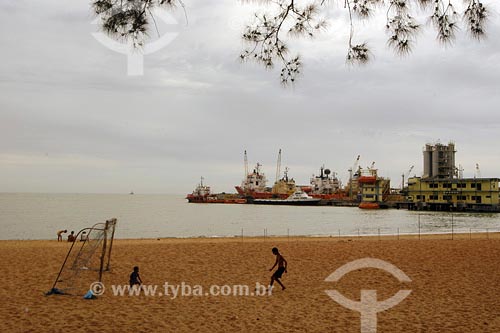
{"left": 475, "top": 163, "right": 481, "bottom": 178}
{"left": 275, "top": 149, "right": 282, "bottom": 184}
{"left": 244, "top": 150, "right": 248, "bottom": 178}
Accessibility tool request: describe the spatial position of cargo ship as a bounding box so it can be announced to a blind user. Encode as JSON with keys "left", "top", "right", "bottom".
{"left": 307, "top": 166, "right": 346, "bottom": 200}
{"left": 187, "top": 177, "right": 246, "bottom": 204}
{"left": 271, "top": 167, "right": 297, "bottom": 197}
{"left": 235, "top": 150, "right": 293, "bottom": 199}
{"left": 235, "top": 162, "right": 275, "bottom": 199}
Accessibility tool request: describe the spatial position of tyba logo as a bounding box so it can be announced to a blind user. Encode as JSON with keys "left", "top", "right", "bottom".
{"left": 91, "top": 6, "right": 180, "bottom": 75}
{"left": 324, "top": 258, "right": 412, "bottom": 333}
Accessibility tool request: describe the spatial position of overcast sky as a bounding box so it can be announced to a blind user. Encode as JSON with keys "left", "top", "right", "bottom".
{"left": 1, "top": 0, "right": 499, "bottom": 194}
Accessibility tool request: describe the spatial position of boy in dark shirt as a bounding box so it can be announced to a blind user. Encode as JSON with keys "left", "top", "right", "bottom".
{"left": 67, "top": 231, "right": 76, "bottom": 242}
{"left": 129, "top": 266, "right": 142, "bottom": 287}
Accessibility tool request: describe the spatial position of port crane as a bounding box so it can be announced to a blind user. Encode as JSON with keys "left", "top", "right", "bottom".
{"left": 401, "top": 165, "right": 414, "bottom": 190}
{"left": 348, "top": 155, "right": 361, "bottom": 198}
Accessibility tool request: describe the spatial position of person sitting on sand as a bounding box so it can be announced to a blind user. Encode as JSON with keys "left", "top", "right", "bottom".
{"left": 57, "top": 229, "right": 67, "bottom": 242}
{"left": 269, "top": 247, "right": 287, "bottom": 291}
{"left": 67, "top": 231, "right": 76, "bottom": 242}
{"left": 130, "top": 266, "right": 142, "bottom": 288}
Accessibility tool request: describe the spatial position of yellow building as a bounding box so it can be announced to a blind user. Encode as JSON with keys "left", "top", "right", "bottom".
{"left": 407, "top": 177, "right": 500, "bottom": 211}
{"left": 358, "top": 169, "right": 391, "bottom": 208}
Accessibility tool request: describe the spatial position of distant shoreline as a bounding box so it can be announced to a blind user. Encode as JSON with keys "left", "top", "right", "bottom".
{"left": 1, "top": 231, "right": 498, "bottom": 243}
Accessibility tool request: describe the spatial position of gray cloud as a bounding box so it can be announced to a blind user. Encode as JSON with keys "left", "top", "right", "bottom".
{"left": 1, "top": 0, "right": 499, "bottom": 193}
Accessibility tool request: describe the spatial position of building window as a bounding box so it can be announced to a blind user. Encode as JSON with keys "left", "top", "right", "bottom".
{"left": 429, "top": 195, "right": 438, "bottom": 200}
{"left": 471, "top": 196, "right": 482, "bottom": 203}
{"left": 443, "top": 195, "right": 452, "bottom": 200}
{"left": 457, "top": 196, "right": 466, "bottom": 200}
{"left": 471, "top": 183, "right": 476, "bottom": 188}
{"left": 443, "top": 183, "right": 452, "bottom": 188}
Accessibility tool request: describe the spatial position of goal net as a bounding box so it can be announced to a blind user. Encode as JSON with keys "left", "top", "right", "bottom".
{"left": 48, "top": 218, "right": 117, "bottom": 296}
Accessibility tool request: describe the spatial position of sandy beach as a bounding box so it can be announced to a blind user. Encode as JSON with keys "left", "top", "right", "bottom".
{"left": 1, "top": 234, "right": 499, "bottom": 332}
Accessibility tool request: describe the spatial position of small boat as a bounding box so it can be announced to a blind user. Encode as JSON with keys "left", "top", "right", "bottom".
{"left": 186, "top": 177, "right": 212, "bottom": 203}
{"left": 358, "top": 202, "right": 380, "bottom": 209}
{"left": 253, "top": 189, "right": 321, "bottom": 206}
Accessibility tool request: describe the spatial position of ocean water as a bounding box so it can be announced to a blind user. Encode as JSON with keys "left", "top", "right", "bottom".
{"left": 0, "top": 193, "right": 499, "bottom": 240}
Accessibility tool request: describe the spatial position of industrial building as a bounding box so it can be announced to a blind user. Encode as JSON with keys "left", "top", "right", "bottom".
{"left": 407, "top": 142, "right": 500, "bottom": 211}
{"left": 423, "top": 142, "right": 456, "bottom": 179}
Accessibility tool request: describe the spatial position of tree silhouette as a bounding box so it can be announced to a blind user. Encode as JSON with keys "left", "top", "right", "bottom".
{"left": 91, "top": 0, "right": 489, "bottom": 84}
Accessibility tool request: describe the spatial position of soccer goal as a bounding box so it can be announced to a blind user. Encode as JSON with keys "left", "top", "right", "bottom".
{"left": 48, "top": 218, "right": 117, "bottom": 296}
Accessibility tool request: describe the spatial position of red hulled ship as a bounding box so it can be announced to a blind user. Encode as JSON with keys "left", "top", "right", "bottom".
{"left": 187, "top": 177, "right": 246, "bottom": 204}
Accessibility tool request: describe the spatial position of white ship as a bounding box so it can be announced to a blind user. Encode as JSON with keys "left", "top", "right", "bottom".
{"left": 309, "top": 166, "right": 341, "bottom": 199}
{"left": 253, "top": 189, "right": 321, "bottom": 206}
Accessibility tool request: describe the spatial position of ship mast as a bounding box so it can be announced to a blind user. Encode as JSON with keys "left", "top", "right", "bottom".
{"left": 244, "top": 150, "right": 248, "bottom": 178}
{"left": 275, "top": 148, "right": 282, "bottom": 184}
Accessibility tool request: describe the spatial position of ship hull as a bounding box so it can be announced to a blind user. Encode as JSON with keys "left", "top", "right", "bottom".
{"left": 252, "top": 199, "right": 321, "bottom": 206}
{"left": 186, "top": 196, "right": 246, "bottom": 204}
{"left": 235, "top": 186, "right": 289, "bottom": 199}
{"left": 309, "top": 193, "right": 349, "bottom": 200}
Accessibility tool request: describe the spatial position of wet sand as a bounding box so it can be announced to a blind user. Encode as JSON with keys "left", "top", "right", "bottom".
{"left": 1, "top": 234, "right": 499, "bottom": 332}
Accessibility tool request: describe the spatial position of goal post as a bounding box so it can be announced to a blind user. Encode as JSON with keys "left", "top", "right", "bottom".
{"left": 48, "top": 218, "right": 117, "bottom": 296}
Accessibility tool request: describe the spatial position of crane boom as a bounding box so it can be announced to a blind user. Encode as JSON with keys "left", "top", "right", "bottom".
{"left": 275, "top": 149, "right": 282, "bottom": 184}
{"left": 401, "top": 165, "right": 414, "bottom": 190}
{"left": 353, "top": 155, "right": 360, "bottom": 171}
{"left": 348, "top": 155, "right": 361, "bottom": 198}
